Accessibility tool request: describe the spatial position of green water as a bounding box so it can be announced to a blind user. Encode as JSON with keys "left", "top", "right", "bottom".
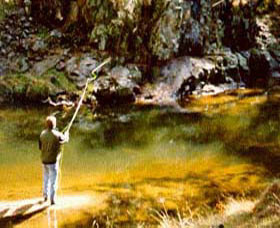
{"left": 1, "top": 90, "right": 280, "bottom": 226}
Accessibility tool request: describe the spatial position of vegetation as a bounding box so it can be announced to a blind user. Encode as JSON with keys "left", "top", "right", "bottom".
{"left": 0, "top": 70, "right": 76, "bottom": 104}
{"left": 0, "top": 0, "right": 15, "bottom": 20}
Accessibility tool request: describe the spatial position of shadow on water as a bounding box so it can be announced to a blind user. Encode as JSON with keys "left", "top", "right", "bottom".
{"left": 73, "top": 105, "right": 203, "bottom": 150}
{"left": 223, "top": 93, "right": 280, "bottom": 175}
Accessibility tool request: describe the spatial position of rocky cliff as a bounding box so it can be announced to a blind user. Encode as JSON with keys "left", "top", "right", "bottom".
{"left": 0, "top": 0, "right": 280, "bottom": 106}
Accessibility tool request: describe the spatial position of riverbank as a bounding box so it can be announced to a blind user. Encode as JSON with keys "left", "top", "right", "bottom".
{"left": 1, "top": 1, "right": 280, "bottom": 227}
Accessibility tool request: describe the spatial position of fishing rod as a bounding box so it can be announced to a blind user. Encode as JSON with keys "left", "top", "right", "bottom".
{"left": 58, "top": 57, "right": 111, "bottom": 196}
{"left": 63, "top": 57, "right": 111, "bottom": 134}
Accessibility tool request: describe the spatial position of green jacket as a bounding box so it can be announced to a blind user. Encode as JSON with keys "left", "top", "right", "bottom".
{"left": 39, "top": 129, "right": 67, "bottom": 164}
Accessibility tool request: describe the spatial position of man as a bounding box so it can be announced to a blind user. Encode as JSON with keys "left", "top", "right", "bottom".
{"left": 39, "top": 116, "right": 69, "bottom": 205}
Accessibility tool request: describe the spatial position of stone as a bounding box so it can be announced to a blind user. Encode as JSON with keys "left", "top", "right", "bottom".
{"left": 79, "top": 57, "right": 99, "bottom": 78}
{"left": 154, "top": 56, "right": 218, "bottom": 99}
{"left": 20, "top": 16, "right": 27, "bottom": 22}
{"left": 177, "top": 57, "right": 217, "bottom": 96}
{"left": 56, "top": 61, "right": 66, "bottom": 71}
{"left": 65, "top": 57, "right": 79, "bottom": 78}
{"left": 127, "top": 65, "right": 142, "bottom": 84}
{"left": 179, "top": 18, "right": 205, "bottom": 56}
{"left": 7, "top": 52, "right": 16, "bottom": 59}
{"left": 237, "top": 53, "right": 249, "bottom": 72}
{"left": 269, "top": 48, "right": 280, "bottom": 63}
{"left": 4, "top": 34, "right": 13, "bottom": 43}
{"left": 23, "top": 22, "right": 31, "bottom": 28}
{"left": 222, "top": 49, "right": 239, "bottom": 79}
{"left": 31, "top": 39, "right": 47, "bottom": 53}
{"left": 23, "top": 29, "right": 30, "bottom": 35}
{"left": 272, "top": 72, "right": 280, "bottom": 78}
{"left": 110, "top": 66, "right": 130, "bottom": 79}
{"left": 32, "top": 55, "right": 60, "bottom": 76}
{"left": 248, "top": 49, "right": 277, "bottom": 86}
{"left": 92, "top": 76, "right": 116, "bottom": 103}
{"left": 1, "top": 48, "right": 7, "bottom": 55}
{"left": 160, "top": 57, "right": 191, "bottom": 85}
{"left": 50, "top": 29, "right": 62, "bottom": 39}
{"left": 65, "top": 55, "right": 99, "bottom": 87}
{"left": 237, "top": 52, "right": 250, "bottom": 84}
{"left": 0, "top": 58, "right": 8, "bottom": 76}
{"left": 18, "top": 57, "right": 30, "bottom": 73}
{"left": 92, "top": 65, "right": 141, "bottom": 105}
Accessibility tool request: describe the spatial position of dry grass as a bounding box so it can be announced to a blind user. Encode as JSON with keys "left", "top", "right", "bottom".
{"left": 152, "top": 205, "right": 195, "bottom": 228}
{"left": 153, "top": 182, "right": 280, "bottom": 228}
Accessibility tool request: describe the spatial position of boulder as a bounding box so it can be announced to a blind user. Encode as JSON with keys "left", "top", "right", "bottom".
{"left": 65, "top": 55, "right": 99, "bottom": 88}
{"left": 31, "top": 38, "right": 47, "bottom": 53}
{"left": 179, "top": 19, "right": 205, "bottom": 56}
{"left": 18, "top": 56, "right": 30, "bottom": 73}
{"left": 32, "top": 55, "right": 60, "bottom": 76}
{"left": 217, "top": 49, "right": 240, "bottom": 83}
{"left": 160, "top": 57, "right": 191, "bottom": 87}
{"left": 248, "top": 49, "right": 278, "bottom": 86}
{"left": 172, "top": 57, "right": 216, "bottom": 97}
{"left": 154, "top": 56, "right": 216, "bottom": 99}
{"left": 158, "top": 54, "right": 244, "bottom": 99}
{"left": 237, "top": 52, "right": 250, "bottom": 83}
{"left": 268, "top": 44, "right": 280, "bottom": 63}
{"left": 92, "top": 66, "right": 142, "bottom": 105}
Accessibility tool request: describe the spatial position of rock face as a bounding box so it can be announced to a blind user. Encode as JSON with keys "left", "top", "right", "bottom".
{"left": 28, "top": 0, "right": 258, "bottom": 62}
{"left": 1, "top": 1, "right": 280, "bottom": 106}
{"left": 0, "top": 9, "right": 38, "bottom": 74}
{"left": 32, "top": 55, "right": 61, "bottom": 76}
{"left": 220, "top": 0, "right": 258, "bottom": 51}
{"left": 159, "top": 56, "right": 216, "bottom": 97}
{"left": 92, "top": 66, "right": 142, "bottom": 105}
{"left": 138, "top": 56, "right": 220, "bottom": 104}
{"left": 65, "top": 55, "right": 99, "bottom": 88}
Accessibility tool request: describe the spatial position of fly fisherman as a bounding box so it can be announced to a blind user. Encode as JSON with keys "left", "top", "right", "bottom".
{"left": 39, "top": 116, "right": 69, "bottom": 205}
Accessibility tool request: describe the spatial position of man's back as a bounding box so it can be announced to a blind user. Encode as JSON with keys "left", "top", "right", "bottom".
{"left": 39, "top": 129, "right": 63, "bottom": 164}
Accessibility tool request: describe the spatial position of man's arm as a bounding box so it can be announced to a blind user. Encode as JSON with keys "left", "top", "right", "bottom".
{"left": 58, "top": 131, "right": 69, "bottom": 144}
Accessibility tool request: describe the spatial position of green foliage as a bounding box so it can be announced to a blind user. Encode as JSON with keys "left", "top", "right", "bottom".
{"left": 257, "top": 0, "right": 280, "bottom": 13}
{"left": 0, "top": 0, "right": 15, "bottom": 21}
{"left": 0, "top": 71, "right": 76, "bottom": 103}
{"left": 36, "top": 27, "right": 49, "bottom": 39}
{"left": 41, "top": 69, "right": 77, "bottom": 92}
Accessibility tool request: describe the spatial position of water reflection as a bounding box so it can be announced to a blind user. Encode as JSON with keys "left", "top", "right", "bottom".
{"left": 47, "top": 208, "right": 57, "bottom": 228}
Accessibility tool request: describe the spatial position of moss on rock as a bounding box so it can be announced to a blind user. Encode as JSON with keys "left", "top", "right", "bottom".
{"left": 0, "top": 71, "right": 76, "bottom": 104}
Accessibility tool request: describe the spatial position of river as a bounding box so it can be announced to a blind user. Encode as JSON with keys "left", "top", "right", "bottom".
{"left": 1, "top": 89, "right": 280, "bottom": 227}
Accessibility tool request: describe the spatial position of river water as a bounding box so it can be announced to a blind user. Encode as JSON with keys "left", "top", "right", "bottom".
{"left": 1, "top": 89, "right": 280, "bottom": 227}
